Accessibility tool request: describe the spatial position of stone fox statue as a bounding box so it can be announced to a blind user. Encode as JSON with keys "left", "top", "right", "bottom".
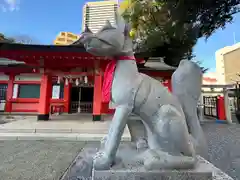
{"left": 77, "top": 12, "right": 207, "bottom": 171}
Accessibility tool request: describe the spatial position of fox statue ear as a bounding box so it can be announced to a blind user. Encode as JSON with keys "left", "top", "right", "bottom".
{"left": 99, "top": 20, "right": 115, "bottom": 32}
{"left": 124, "top": 24, "right": 131, "bottom": 37}
{"left": 105, "top": 20, "right": 113, "bottom": 28}
{"left": 84, "top": 25, "right": 92, "bottom": 33}
{"left": 115, "top": 11, "right": 134, "bottom": 38}
{"left": 72, "top": 24, "right": 93, "bottom": 45}
{"left": 114, "top": 11, "right": 125, "bottom": 33}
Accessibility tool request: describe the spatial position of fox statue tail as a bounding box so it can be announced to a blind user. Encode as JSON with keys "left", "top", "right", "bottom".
{"left": 171, "top": 60, "right": 208, "bottom": 156}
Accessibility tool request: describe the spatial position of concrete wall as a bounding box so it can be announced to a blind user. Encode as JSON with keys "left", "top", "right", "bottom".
{"left": 215, "top": 42, "right": 240, "bottom": 84}
{"left": 224, "top": 48, "right": 240, "bottom": 84}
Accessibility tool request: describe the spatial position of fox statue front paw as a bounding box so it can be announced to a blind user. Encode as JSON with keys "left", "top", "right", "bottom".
{"left": 100, "top": 136, "right": 107, "bottom": 149}
{"left": 93, "top": 151, "right": 113, "bottom": 170}
{"left": 136, "top": 138, "right": 148, "bottom": 151}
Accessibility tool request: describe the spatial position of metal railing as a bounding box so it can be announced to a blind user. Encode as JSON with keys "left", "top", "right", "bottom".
{"left": 203, "top": 96, "right": 218, "bottom": 118}
{"left": 0, "top": 84, "right": 7, "bottom": 101}
{"left": 0, "top": 84, "right": 7, "bottom": 112}
{"left": 70, "top": 101, "right": 93, "bottom": 113}
{"left": 228, "top": 97, "right": 237, "bottom": 113}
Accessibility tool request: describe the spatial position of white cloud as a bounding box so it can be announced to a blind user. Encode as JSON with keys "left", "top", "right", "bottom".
{"left": 0, "top": 0, "right": 20, "bottom": 12}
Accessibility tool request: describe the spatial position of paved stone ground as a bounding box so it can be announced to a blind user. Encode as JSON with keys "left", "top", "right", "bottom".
{"left": 0, "top": 140, "right": 86, "bottom": 180}
{"left": 202, "top": 123, "right": 240, "bottom": 180}
{"left": 0, "top": 123, "right": 240, "bottom": 180}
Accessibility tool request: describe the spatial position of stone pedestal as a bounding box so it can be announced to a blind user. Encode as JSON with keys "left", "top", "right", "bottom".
{"left": 60, "top": 144, "right": 98, "bottom": 180}
{"left": 93, "top": 169, "right": 212, "bottom": 180}
{"left": 93, "top": 155, "right": 212, "bottom": 180}
{"left": 61, "top": 143, "right": 234, "bottom": 180}
{"left": 92, "top": 144, "right": 234, "bottom": 180}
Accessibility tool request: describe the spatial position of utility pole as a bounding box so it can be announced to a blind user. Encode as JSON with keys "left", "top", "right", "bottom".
{"left": 233, "top": 32, "right": 236, "bottom": 44}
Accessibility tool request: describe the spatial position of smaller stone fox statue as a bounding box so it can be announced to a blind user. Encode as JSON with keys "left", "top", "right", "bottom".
{"left": 77, "top": 12, "right": 207, "bottom": 171}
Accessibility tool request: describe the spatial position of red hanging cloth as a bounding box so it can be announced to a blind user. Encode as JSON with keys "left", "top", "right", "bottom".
{"left": 102, "top": 56, "right": 136, "bottom": 103}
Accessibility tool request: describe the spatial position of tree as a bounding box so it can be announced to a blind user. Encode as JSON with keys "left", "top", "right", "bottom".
{"left": 11, "top": 35, "right": 39, "bottom": 44}
{"left": 120, "top": 0, "right": 240, "bottom": 66}
{"left": 0, "top": 33, "right": 15, "bottom": 43}
{"left": 0, "top": 33, "right": 39, "bottom": 44}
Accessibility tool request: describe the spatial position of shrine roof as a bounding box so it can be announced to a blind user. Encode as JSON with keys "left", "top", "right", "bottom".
{"left": 0, "top": 58, "right": 25, "bottom": 65}
{"left": 0, "top": 42, "right": 104, "bottom": 69}
{"left": 144, "top": 61, "right": 176, "bottom": 71}
{"left": 0, "top": 43, "right": 175, "bottom": 73}
{"left": 0, "top": 42, "right": 86, "bottom": 53}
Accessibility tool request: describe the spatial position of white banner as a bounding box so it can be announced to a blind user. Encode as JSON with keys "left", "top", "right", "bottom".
{"left": 52, "top": 85, "right": 60, "bottom": 99}
{"left": 12, "top": 84, "right": 19, "bottom": 98}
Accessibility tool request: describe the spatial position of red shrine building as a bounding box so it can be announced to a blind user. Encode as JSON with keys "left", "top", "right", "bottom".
{"left": 0, "top": 43, "right": 175, "bottom": 121}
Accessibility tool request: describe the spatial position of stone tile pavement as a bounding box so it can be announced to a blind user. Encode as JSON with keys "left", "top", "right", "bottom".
{"left": 1, "top": 122, "right": 240, "bottom": 180}
{"left": 1, "top": 116, "right": 240, "bottom": 179}
{"left": 0, "top": 140, "right": 86, "bottom": 180}
{"left": 202, "top": 123, "right": 240, "bottom": 180}
{"left": 0, "top": 115, "right": 113, "bottom": 133}
{"left": 0, "top": 132, "right": 131, "bottom": 141}
{"left": 0, "top": 115, "right": 131, "bottom": 141}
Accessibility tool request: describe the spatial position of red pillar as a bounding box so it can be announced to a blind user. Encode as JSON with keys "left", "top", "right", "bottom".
{"left": 64, "top": 82, "right": 71, "bottom": 113}
{"left": 93, "top": 74, "right": 102, "bottom": 121}
{"left": 38, "top": 74, "right": 52, "bottom": 120}
{"left": 5, "top": 74, "right": 14, "bottom": 112}
{"left": 217, "top": 95, "right": 226, "bottom": 122}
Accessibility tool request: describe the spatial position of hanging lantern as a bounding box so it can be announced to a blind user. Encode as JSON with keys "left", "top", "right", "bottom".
{"left": 79, "top": 76, "right": 83, "bottom": 82}
{"left": 65, "top": 78, "right": 69, "bottom": 86}
{"left": 75, "top": 78, "right": 79, "bottom": 86}
{"left": 84, "top": 76, "right": 88, "bottom": 84}
{"left": 57, "top": 76, "right": 61, "bottom": 84}
{"left": 69, "top": 78, "right": 73, "bottom": 83}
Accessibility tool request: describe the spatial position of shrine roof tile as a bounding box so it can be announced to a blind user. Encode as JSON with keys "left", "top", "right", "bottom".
{"left": 0, "top": 43, "right": 86, "bottom": 53}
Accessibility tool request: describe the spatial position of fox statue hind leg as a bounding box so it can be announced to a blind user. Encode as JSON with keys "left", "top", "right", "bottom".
{"left": 171, "top": 60, "right": 208, "bottom": 157}
{"left": 132, "top": 74, "right": 197, "bottom": 170}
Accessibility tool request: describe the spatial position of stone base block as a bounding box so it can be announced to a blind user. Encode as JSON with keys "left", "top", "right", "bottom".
{"left": 60, "top": 143, "right": 233, "bottom": 180}
{"left": 60, "top": 144, "right": 98, "bottom": 180}
{"left": 93, "top": 144, "right": 234, "bottom": 180}
{"left": 93, "top": 170, "right": 212, "bottom": 180}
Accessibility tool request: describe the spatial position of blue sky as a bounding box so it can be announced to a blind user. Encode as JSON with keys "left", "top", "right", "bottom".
{"left": 0, "top": 0, "right": 239, "bottom": 72}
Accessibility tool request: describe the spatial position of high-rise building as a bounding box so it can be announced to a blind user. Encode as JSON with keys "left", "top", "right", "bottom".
{"left": 53, "top": 32, "right": 80, "bottom": 45}
{"left": 82, "top": 0, "right": 118, "bottom": 33}
{"left": 215, "top": 42, "right": 240, "bottom": 84}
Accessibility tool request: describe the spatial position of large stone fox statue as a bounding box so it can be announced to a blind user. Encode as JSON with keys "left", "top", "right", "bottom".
{"left": 77, "top": 12, "right": 207, "bottom": 171}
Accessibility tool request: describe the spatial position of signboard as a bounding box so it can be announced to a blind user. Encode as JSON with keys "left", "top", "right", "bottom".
{"left": 12, "top": 84, "right": 19, "bottom": 98}
{"left": 52, "top": 85, "right": 60, "bottom": 99}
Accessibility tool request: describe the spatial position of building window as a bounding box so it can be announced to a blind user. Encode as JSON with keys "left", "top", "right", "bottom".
{"left": 57, "top": 38, "right": 65, "bottom": 42}
{"left": 18, "top": 84, "right": 40, "bottom": 98}
{"left": 67, "top": 34, "right": 77, "bottom": 39}
{"left": 67, "top": 40, "right": 74, "bottom": 43}
{"left": 114, "top": 4, "right": 118, "bottom": 13}
{"left": 85, "top": 7, "right": 89, "bottom": 22}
